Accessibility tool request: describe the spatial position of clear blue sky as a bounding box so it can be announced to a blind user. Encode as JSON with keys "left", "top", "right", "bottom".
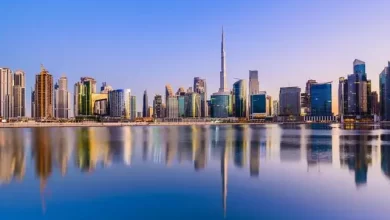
{"left": 1, "top": 0, "right": 390, "bottom": 115}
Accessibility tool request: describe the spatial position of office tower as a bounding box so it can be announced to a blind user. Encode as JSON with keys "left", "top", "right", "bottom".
{"left": 345, "top": 59, "right": 370, "bottom": 115}
{"left": 153, "top": 95, "right": 163, "bottom": 118}
{"left": 100, "top": 82, "right": 113, "bottom": 94}
{"left": 310, "top": 82, "right": 332, "bottom": 116}
{"left": 370, "top": 91, "right": 379, "bottom": 116}
{"left": 338, "top": 77, "right": 348, "bottom": 116}
{"left": 210, "top": 93, "right": 232, "bottom": 118}
{"left": 147, "top": 106, "right": 153, "bottom": 117}
{"left": 194, "top": 77, "right": 208, "bottom": 117}
{"left": 279, "top": 87, "right": 301, "bottom": 116}
{"left": 136, "top": 112, "right": 142, "bottom": 118}
{"left": 272, "top": 100, "right": 279, "bottom": 116}
{"left": 301, "top": 79, "right": 317, "bottom": 115}
{"left": 178, "top": 96, "right": 185, "bottom": 117}
{"left": 31, "top": 89, "right": 36, "bottom": 118}
{"left": 176, "top": 87, "right": 186, "bottom": 96}
{"left": 380, "top": 62, "right": 390, "bottom": 120}
{"left": 165, "top": 84, "right": 174, "bottom": 116}
{"left": 185, "top": 92, "right": 201, "bottom": 118}
{"left": 130, "top": 95, "right": 136, "bottom": 120}
{"left": 143, "top": 90, "right": 148, "bottom": 117}
{"left": 233, "top": 79, "right": 247, "bottom": 118}
{"left": 167, "top": 97, "right": 178, "bottom": 118}
{"left": 266, "top": 96, "right": 272, "bottom": 116}
{"left": 249, "top": 70, "right": 259, "bottom": 95}
{"left": 161, "top": 103, "right": 166, "bottom": 118}
{"left": 219, "top": 27, "right": 228, "bottom": 92}
{"left": 13, "top": 70, "right": 25, "bottom": 118}
{"left": 54, "top": 76, "right": 71, "bottom": 119}
{"left": 0, "top": 68, "right": 13, "bottom": 119}
{"left": 74, "top": 77, "right": 97, "bottom": 116}
{"left": 108, "top": 89, "right": 131, "bottom": 119}
{"left": 249, "top": 92, "right": 267, "bottom": 118}
{"left": 34, "top": 65, "right": 53, "bottom": 119}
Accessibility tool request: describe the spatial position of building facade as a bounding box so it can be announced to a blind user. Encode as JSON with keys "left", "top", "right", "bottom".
{"left": 233, "top": 79, "right": 247, "bottom": 118}
{"left": 338, "top": 77, "right": 348, "bottom": 116}
{"left": 279, "top": 87, "right": 301, "bottom": 116}
{"left": 185, "top": 93, "right": 201, "bottom": 118}
{"left": 249, "top": 70, "right": 259, "bottom": 95}
{"left": 108, "top": 89, "right": 131, "bottom": 119}
{"left": 310, "top": 82, "right": 332, "bottom": 116}
{"left": 370, "top": 91, "right": 379, "bottom": 116}
{"left": 210, "top": 92, "right": 232, "bottom": 118}
{"left": 74, "top": 77, "right": 97, "bottom": 116}
{"left": 153, "top": 95, "right": 163, "bottom": 118}
{"left": 250, "top": 92, "right": 267, "bottom": 118}
{"left": 178, "top": 96, "right": 185, "bottom": 117}
{"left": 34, "top": 65, "right": 53, "bottom": 119}
{"left": 13, "top": 70, "right": 25, "bottom": 118}
{"left": 130, "top": 95, "right": 136, "bottom": 120}
{"left": 54, "top": 76, "right": 71, "bottom": 119}
{"left": 272, "top": 100, "right": 279, "bottom": 116}
{"left": 380, "top": 62, "right": 390, "bottom": 120}
{"left": 0, "top": 68, "right": 13, "bottom": 119}
{"left": 301, "top": 79, "right": 317, "bottom": 115}
{"left": 143, "top": 90, "right": 148, "bottom": 117}
{"left": 167, "top": 96, "right": 179, "bottom": 118}
{"left": 266, "top": 95, "right": 272, "bottom": 116}
{"left": 194, "top": 77, "right": 208, "bottom": 117}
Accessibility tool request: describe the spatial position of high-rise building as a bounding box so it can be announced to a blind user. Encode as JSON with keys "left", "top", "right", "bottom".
{"left": 219, "top": 27, "right": 228, "bottom": 92}
{"left": 266, "top": 95, "right": 272, "bottom": 116}
{"left": 130, "top": 95, "right": 136, "bottom": 120}
{"left": 178, "top": 96, "right": 185, "bottom": 117}
{"left": 210, "top": 93, "right": 232, "bottom": 118}
{"left": 233, "top": 79, "right": 247, "bottom": 118}
{"left": 34, "top": 65, "right": 53, "bottom": 119}
{"left": 167, "top": 97, "right": 179, "bottom": 118}
{"left": 108, "top": 89, "right": 131, "bottom": 119}
{"left": 147, "top": 106, "right": 153, "bottom": 117}
{"left": 13, "top": 70, "right": 25, "bottom": 118}
{"left": 143, "top": 90, "right": 148, "bottom": 117}
{"left": 54, "top": 76, "right": 71, "bottom": 119}
{"left": 176, "top": 87, "right": 186, "bottom": 96}
{"left": 370, "top": 91, "right": 379, "bottom": 116}
{"left": 345, "top": 59, "right": 370, "bottom": 115}
{"left": 279, "top": 87, "right": 301, "bottom": 116}
{"left": 272, "top": 100, "right": 279, "bottom": 116}
{"left": 338, "top": 77, "right": 348, "bottom": 116}
{"left": 249, "top": 92, "right": 267, "bottom": 118}
{"left": 31, "top": 89, "right": 35, "bottom": 118}
{"left": 310, "top": 82, "right": 332, "bottom": 116}
{"left": 153, "top": 95, "right": 163, "bottom": 118}
{"left": 185, "top": 93, "right": 201, "bottom": 118}
{"left": 249, "top": 70, "right": 259, "bottom": 95}
{"left": 74, "top": 77, "right": 97, "bottom": 116}
{"left": 194, "top": 77, "right": 208, "bottom": 117}
{"left": 301, "top": 79, "right": 317, "bottom": 115}
{"left": 380, "top": 62, "right": 390, "bottom": 120}
{"left": 165, "top": 84, "right": 174, "bottom": 116}
{"left": 100, "top": 82, "right": 113, "bottom": 94}
{"left": 0, "top": 68, "right": 13, "bottom": 119}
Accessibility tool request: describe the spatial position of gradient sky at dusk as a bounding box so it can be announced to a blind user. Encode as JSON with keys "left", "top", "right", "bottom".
{"left": 1, "top": 0, "right": 390, "bottom": 115}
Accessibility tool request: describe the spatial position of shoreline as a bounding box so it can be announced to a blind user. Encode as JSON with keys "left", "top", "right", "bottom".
{"left": 0, "top": 121, "right": 386, "bottom": 128}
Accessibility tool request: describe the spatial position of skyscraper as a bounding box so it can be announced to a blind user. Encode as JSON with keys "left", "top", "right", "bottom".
{"left": 310, "top": 82, "right": 332, "bottom": 116}
{"left": 108, "top": 89, "right": 131, "bottom": 119}
{"left": 338, "top": 77, "right": 348, "bottom": 116}
{"left": 153, "top": 94, "right": 163, "bottom": 118}
{"left": 34, "top": 65, "right": 53, "bottom": 119}
{"left": 0, "top": 68, "right": 13, "bottom": 119}
{"left": 74, "top": 77, "right": 97, "bottom": 116}
{"left": 130, "top": 95, "right": 136, "bottom": 120}
{"left": 266, "top": 95, "right": 272, "bottom": 116}
{"left": 31, "top": 89, "right": 35, "bottom": 118}
{"left": 380, "top": 62, "right": 390, "bottom": 120}
{"left": 100, "top": 82, "right": 113, "bottom": 94}
{"left": 279, "top": 87, "right": 301, "bottom": 116}
{"left": 272, "top": 100, "right": 279, "bottom": 116}
{"left": 219, "top": 27, "right": 228, "bottom": 92}
{"left": 194, "top": 77, "right": 208, "bottom": 117}
{"left": 54, "top": 76, "right": 71, "bottom": 119}
{"left": 167, "top": 97, "right": 179, "bottom": 118}
{"left": 13, "top": 70, "right": 25, "bottom": 118}
{"left": 143, "top": 90, "right": 148, "bottom": 117}
{"left": 249, "top": 70, "right": 259, "bottom": 95}
{"left": 233, "top": 79, "right": 247, "bottom": 118}
{"left": 301, "top": 79, "right": 317, "bottom": 115}
{"left": 249, "top": 92, "right": 267, "bottom": 118}
{"left": 370, "top": 91, "right": 379, "bottom": 116}
{"left": 185, "top": 92, "right": 201, "bottom": 118}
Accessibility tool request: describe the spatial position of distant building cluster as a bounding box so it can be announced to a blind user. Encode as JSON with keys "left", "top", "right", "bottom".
{"left": 0, "top": 29, "right": 388, "bottom": 123}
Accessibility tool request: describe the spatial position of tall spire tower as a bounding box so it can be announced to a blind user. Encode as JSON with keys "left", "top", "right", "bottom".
{"left": 219, "top": 26, "right": 228, "bottom": 92}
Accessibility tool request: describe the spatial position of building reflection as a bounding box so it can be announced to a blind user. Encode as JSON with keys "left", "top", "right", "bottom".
{"left": 381, "top": 144, "right": 390, "bottom": 180}
{"left": 194, "top": 126, "right": 208, "bottom": 171}
{"left": 0, "top": 129, "right": 25, "bottom": 184}
{"left": 142, "top": 127, "right": 149, "bottom": 161}
{"left": 233, "top": 125, "right": 247, "bottom": 168}
{"left": 165, "top": 127, "right": 178, "bottom": 167}
{"left": 280, "top": 133, "right": 301, "bottom": 162}
{"left": 249, "top": 128, "right": 260, "bottom": 177}
{"left": 339, "top": 135, "right": 372, "bottom": 186}
{"left": 123, "top": 127, "right": 133, "bottom": 166}
{"left": 53, "top": 128, "right": 70, "bottom": 176}
{"left": 306, "top": 135, "right": 332, "bottom": 168}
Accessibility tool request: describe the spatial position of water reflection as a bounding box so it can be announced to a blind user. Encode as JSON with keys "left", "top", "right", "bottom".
{"left": 1, "top": 125, "right": 390, "bottom": 218}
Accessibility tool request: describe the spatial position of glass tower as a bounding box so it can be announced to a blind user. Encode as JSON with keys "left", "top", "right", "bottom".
{"left": 233, "top": 80, "right": 247, "bottom": 118}
{"left": 310, "top": 82, "right": 332, "bottom": 116}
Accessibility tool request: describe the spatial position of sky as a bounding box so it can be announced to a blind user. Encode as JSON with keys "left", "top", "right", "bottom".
{"left": 1, "top": 0, "right": 390, "bottom": 115}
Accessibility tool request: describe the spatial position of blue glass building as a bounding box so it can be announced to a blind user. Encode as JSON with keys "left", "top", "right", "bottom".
{"left": 210, "top": 92, "right": 232, "bottom": 118}
{"left": 178, "top": 96, "right": 185, "bottom": 117}
{"left": 232, "top": 80, "right": 247, "bottom": 118}
{"left": 250, "top": 93, "right": 266, "bottom": 118}
{"left": 310, "top": 83, "right": 332, "bottom": 116}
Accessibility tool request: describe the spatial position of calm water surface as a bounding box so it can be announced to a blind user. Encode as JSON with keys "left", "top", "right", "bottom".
{"left": 0, "top": 124, "right": 389, "bottom": 219}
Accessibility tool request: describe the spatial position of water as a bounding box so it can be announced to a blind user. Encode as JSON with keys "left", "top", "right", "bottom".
{"left": 0, "top": 124, "right": 389, "bottom": 219}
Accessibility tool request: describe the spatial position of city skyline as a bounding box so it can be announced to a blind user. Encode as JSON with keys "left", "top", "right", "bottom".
{"left": 3, "top": 1, "right": 390, "bottom": 115}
